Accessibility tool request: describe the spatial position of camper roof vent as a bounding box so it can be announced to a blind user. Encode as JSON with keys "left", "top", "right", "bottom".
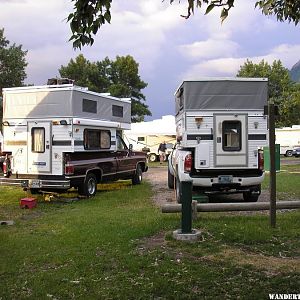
{"left": 47, "top": 78, "right": 75, "bottom": 85}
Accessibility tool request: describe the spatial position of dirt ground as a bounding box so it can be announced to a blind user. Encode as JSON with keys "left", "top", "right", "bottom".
{"left": 144, "top": 166, "right": 176, "bottom": 207}
{"left": 144, "top": 166, "right": 279, "bottom": 208}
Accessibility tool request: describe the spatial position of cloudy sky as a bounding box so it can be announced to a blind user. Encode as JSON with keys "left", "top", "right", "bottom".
{"left": 1, "top": 0, "right": 300, "bottom": 120}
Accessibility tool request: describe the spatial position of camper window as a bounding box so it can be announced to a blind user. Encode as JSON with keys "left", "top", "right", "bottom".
{"left": 84, "top": 129, "right": 111, "bottom": 150}
{"left": 222, "top": 121, "right": 241, "bottom": 151}
{"left": 112, "top": 105, "right": 123, "bottom": 118}
{"left": 82, "top": 99, "right": 97, "bottom": 113}
{"left": 32, "top": 127, "right": 45, "bottom": 153}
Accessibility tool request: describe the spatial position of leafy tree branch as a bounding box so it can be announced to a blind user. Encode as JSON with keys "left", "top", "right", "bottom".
{"left": 68, "top": 0, "right": 300, "bottom": 49}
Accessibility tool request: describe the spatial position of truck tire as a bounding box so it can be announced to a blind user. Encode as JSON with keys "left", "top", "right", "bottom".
{"left": 243, "top": 185, "right": 260, "bottom": 202}
{"left": 30, "top": 188, "right": 40, "bottom": 195}
{"left": 132, "top": 164, "right": 142, "bottom": 185}
{"left": 78, "top": 173, "right": 97, "bottom": 197}
{"left": 243, "top": 192, "right": 259, "bottom": 202}
{"left": 168, "top": 168, "right": 174, "bottom": 189}
{"left": 148, "top": 153, "right": 157, "bottom": 162}
{"left": 285, "top": 150, "right": 293, "bottom": 157}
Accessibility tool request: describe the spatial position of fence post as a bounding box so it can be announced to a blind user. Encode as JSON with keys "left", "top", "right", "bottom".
{"left": 181, "top": 180, "right": 193, "bottom": 233}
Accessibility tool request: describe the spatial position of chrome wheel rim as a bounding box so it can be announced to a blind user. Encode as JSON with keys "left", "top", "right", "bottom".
{"left": 87, "top": 178, "right": 96, "bottom": 195}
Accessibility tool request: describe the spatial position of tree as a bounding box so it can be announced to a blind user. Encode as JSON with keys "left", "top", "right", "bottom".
{"left": 59, "top": 54, "right": 151, "bottom": 122}
{"left": 0, "top": 28, "right": 27, "bottom": 94}
{"left": 0, "top": 28, "right": 28, "bottom": 127}
{"left": 236, "top": 59, "right": 300, "bottom": 126}
{"left": 277, "top": 84, "right": 300, "bottom": 127}
{"left": 237, "top": 59, "right": 291, "bottom": 102}
{"left": 68, "top": 0, "right": 300, "bottom": 49}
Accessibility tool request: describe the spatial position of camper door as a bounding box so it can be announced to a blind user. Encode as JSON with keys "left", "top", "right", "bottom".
{"left": 27, "top": 121, "right": 52, "bottom": 173}
{"left": 214, "top": 114, "right": 248, "bottom": 167}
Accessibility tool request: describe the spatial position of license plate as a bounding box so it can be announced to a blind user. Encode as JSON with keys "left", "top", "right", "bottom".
{"left": 218, "top": 175, "right": 233, "bottom": 184}
{"left": 30, "top": 179, "right": 40, "bottom": 188}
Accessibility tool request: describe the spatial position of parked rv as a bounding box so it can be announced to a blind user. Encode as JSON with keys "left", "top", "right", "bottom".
{"left": 124, "top": 115, "right": 176, "bottom": 162}
{"left": 168, "top": 78, "right": 268, "bottom": 202}
{"left": 275, "top": 125, "right": 300, "bottom": 157}
{"left": 125, "top": 134, "right": 176, "bottom": 162}
{"left": 0, "top": 83, "right": 148, "bottom": 197}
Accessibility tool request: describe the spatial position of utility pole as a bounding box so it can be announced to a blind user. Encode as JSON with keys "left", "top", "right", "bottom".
{"left": 268, "top": 100, "right": 276, "bottom": 228}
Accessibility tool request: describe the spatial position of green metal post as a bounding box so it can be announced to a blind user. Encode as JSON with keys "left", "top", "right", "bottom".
{"left": 181, "top": 180, "right": 193, "bottom": 233}
{"left": 268, "top": 102, "right": 276, "bottom": 228}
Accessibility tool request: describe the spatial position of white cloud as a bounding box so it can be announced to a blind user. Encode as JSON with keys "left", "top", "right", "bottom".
{"left": 181, "top": 43, "right": 300, "bottom": 79}
{"left": 179, "top": 39, "right": 239, "bottom": 60}
{"left": 82, "top": 0, "right": 184, "bottom": 75}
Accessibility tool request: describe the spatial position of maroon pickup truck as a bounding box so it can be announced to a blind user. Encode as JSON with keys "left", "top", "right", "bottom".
{"left": 1, "top": 134, "right": 148, "bottom": 197}
{"left": 64, "top": 135, "right": 148, "bottom": 197}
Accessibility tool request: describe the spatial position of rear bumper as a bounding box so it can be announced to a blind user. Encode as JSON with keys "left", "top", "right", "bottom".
{"left": 0, "top": 177, "right": 70, "bottom": 189}
{"left": 178, "top": 171, "right": 264, "bottom": 191}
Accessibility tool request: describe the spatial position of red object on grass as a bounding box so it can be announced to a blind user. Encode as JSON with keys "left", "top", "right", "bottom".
{"left": 20, "top": 198, "right": 37, "bottom": 209}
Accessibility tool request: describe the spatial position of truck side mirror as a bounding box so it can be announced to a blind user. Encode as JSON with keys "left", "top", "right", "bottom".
{"left": 129, "top": 144, "right": 133, "bottom": 152}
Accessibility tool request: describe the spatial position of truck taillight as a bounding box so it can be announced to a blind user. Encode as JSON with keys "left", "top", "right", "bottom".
{"left": 258, "top": 150, "right": 264, "bottom": 171}
{"left": 3, "top": 155, "right": 11, "bottom": 177}
{"left": 64, "top": 163, "right": 74, "bottom": 175}
{"left": 184, "top": 154, "right": 192, "bottom": 173}
{"left": 2, "top": 161, "right": 7, "bottom": 175}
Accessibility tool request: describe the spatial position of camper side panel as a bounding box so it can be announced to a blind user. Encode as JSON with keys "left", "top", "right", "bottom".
{"left": 72, "top": 90, "right": 131, "bottom": 124}
{"left": 51, "top": 122, "right": 74, "bottom": 175}
{"left": 2, "top": 121, "right": 28, "bottom": 174}
{"left": 3, "top": 90, "right": 73, "bottom": 119}
{"left": 247, "top": 115, "right": 268, "bottom": 168}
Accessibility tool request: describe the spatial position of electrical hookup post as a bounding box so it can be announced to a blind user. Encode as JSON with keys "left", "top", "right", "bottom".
{"left": 268, "top": 100, "right": 277, "bottom": 228}
{"left": 172, "top": 179, "right": 202, "bottom": 241}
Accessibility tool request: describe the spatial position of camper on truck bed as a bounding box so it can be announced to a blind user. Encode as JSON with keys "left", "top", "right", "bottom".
{"left": 168, "top": 78, "right": 268, "bottom": 202}
{"left": 0, "top": 83, "right": 148, "bottom": 197}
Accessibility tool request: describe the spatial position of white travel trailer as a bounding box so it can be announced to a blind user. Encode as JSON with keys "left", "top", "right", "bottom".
{"left": 124, "top": 116, "right": 176, "bottom": 162}
{"left": 0, "top": 84, "right": 148, "bottom": 196}
{"left": 275, "top": 125, "right": 300, "bottom": 156}
{"left": 168, "top": 78, "right": 268, "bottom": 202}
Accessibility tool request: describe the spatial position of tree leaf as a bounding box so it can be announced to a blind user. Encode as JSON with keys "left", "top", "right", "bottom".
{"left": 220, "top": 8, "right": 228, "bottom": 23}
{"left": 205, "top": 3, "right": 215, "bottom": 15}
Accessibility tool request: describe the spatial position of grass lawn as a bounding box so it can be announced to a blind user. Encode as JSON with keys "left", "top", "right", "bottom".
{"left": 262, "top": 163, "right": 300, "bottom": 199}
{"left": 0, "top": 166, "right": 299, "bottom": 299}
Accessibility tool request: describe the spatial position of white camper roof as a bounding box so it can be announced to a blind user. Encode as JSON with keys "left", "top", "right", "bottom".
{"left": 3, "top": 85, "right": 131, "bottom": 124}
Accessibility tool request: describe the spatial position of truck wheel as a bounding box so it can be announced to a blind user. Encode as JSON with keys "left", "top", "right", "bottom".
{"left": 243, "top": 185, "right": 260, "bottom": 202}
{"left": 175, "top": 176, "right": 182, "bottom": 203}
{"left": 78, "top": 173, "right": 97, "bottom": 197}
{"left": 132, "top": 164, "right": 142, "bottom": 185}
{"left": 30, "top": 189, "right": 40, "bottom": 195}
{"left": 168, "top": 168, "right": 174, "bottom": 189}
{"left": 148, "top": 153, "right": 157, "bottom": 162}
{"left": 243, "top": 192, "right": 259, "bottom": 202}
{"left": 285, "top": 150, "right": 293, "bottom": 157}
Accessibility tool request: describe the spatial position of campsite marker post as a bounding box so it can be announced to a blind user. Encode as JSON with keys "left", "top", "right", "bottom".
{"left": 268, "top": 101, "right": 276, "bottom": 228}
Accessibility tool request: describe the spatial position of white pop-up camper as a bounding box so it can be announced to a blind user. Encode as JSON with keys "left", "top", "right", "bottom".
{"left": 124, "top": 116, "right": 176, "bottom": 162}
{"left": 168, "top": 78, "right": 268, "bottom": 202}
{"left": 275, "top": 125, "right": 300, "bottom": 156}
{"left": 0, "top": 83, "right": 147, "bottom": 196}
